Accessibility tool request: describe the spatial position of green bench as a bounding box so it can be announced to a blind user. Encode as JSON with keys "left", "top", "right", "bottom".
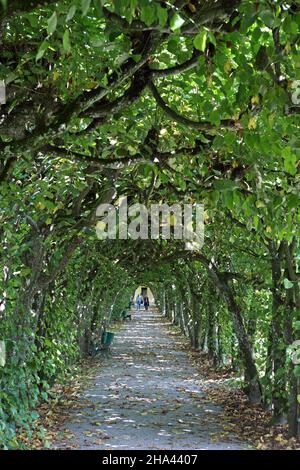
{"left": 90, "top": 331, "right": 115, "bottom": 356}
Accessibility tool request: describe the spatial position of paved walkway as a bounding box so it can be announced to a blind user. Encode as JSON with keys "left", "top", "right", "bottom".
{"left": 54, "top": 309, "right": 251, "bottom": 450}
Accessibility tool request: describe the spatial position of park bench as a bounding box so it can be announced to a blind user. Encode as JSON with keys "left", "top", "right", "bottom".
{"left": 90, "top": 331, "right": 115, "bottom": 356}
{"left": 90, "top": 319, "right": 115, "bottom": 356}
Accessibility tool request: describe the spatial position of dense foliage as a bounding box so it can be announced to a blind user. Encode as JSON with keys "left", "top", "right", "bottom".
{"left": 0, "top": 0, "right": 299, "bottom": 448}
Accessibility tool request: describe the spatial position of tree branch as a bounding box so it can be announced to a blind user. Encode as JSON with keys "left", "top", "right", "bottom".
{"left": 148, "top": 81, "right": 236, "bottom": 132}
{"left": 150, "top": 49, "right": 202, "bottom": 79}
{"left": 42, "top": 145, "right": 147, "bottom": 169}
{"left": 182, "top": 0, "right": 241, "bottom": 33}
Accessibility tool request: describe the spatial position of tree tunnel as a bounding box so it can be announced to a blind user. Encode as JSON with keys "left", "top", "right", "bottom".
{"left": 0, "top": 0, "right": 299, "bottom": 449}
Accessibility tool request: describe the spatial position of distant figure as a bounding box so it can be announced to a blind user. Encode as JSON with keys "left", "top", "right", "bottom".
{"left": 143, "top": 295, "right": 149, "bottom": 311}
{"left": 136, "top": 294, "right": 143, "bottom": 311}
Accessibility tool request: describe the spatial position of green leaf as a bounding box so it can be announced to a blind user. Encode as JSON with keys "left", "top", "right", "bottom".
{"left": 47, "top": 12, "right": 57, "bottom": 35}
{"left": 36, "top": 40, "right": 50, "bottom": 61}
{"left": 0, "top": 0, "right": 7, "bottom": 10}
{"left": 177, "top": 178, "right": 186, "bottom": 191}
{"left": 209, "top": 109, "right": 220, "bottom": 126}
{"left": 167, "top": 38, "right": 179, "bottom": 54}
{"left": 46, "top": 200, "right": 56, "bottom": 210}
{"left": 93, "top": 0, "right": 103, "bottom": 18}
{"left": 214, "top": 179, "right": 240, "bottom": 191}
{"left": 253, "top": 214, "right": 259, "bottom": 230}
{"left": 295, "top": 365, "right": 300, "bottom": 378}
{"left": 294, "top": 321, "right": 300, "bottom": 330}
{"left": 259, "top": 10, "right": 275, "bottom": 28}
{"left": 157, "top": 6, "right": 168, "bottom": 27}
{"left": 170, "top": 13, "right": 185, "bottom": 31}
{"left": 63, "top": 29, "right": 71, "bottom": 53}
{"left": 282, "top": 147, "right": 297, "bottom": 175}
{"left": 23, "top": 12, "right": 39, "bottom": 27}
{"left": 81, "top": 0, "right": 91, "bottom": 16}
{"left": 66, "top": 5, "right": 77, "bottom": 22}
{"left": 140, "top": 5, "right": 156, "bottom": 27}
{"left": 224, "top": 132, "right": 236, "bottom": 147}
{"left": 297, "top": 395, "right": 300, "bottom": 404}
{"left": 289, "top": 21, "right": 298, "bottom": 35}
{"left": 131, "top": 54, "right": 141, "bottom": 63}
{"left": 193, "top": 30, "right": 207, "bottom": 52}
{"left": 5, "top": 71, "right": 18, "bottom": 84}
{"left": 139, "top": 163, "right": 154, "bottom": 177}
{"left": 284, "top": 278, "right": 293, "bottom": 289}
{"left": 223, "top": 190, "right": 234, "bottom": 210}
{"left": 207, "top": 30, "right": 216, "bottom": 46}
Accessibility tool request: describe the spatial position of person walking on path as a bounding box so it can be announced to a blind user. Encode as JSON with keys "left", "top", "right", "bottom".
{"left": 143, "top": 295, "right": 150, "bottom": 311}
{"left": 136, "top": 294, "right": 143, "bottom": 311}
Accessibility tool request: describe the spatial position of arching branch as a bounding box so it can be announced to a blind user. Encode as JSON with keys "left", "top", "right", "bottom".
{"left": 148, "top": 81, "right": 236, "bottom": 132}
{"left": 42, "top": 145, "right": 148, "bottom": 169}
{"left": 150, "top": 50, "right": 202, "bottom": 78}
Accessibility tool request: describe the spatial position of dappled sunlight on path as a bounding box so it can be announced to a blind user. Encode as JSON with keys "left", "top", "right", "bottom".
{"left": 53, "top": 309, "right": 251, "bottom": 450}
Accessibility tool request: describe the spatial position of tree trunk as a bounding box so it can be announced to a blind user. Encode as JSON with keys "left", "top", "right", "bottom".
{"left": 216, "top": 315, "right": 223, "bottom": 367}
{"left": 226, "top": 287, "right": 262, "bottom": 404}
{"left": 263, "top": 326, "right": 273, "bottom": 407}
{"left": 283, "top": 240, "right": 300, "bottom": 437}
{"left": 207, "top": 283, "right": 217, "bottom": 366}
{"left": 269, "top": 241, "right": 287, "bottom": 422}
{"left": 197, "top": 254, "right": 262, "bottom": 404}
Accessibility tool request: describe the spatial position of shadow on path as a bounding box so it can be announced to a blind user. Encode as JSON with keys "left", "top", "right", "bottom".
{"left": 54, "top": 309, "right": 251, "bottom": 450}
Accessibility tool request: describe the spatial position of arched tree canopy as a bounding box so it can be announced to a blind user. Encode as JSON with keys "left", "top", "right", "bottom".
{"left": 0, "top": 0, "right": 299, "bottom": 448}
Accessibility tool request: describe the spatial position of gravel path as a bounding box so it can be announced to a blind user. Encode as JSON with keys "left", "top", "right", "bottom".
{"left": 54, "top": 309, "right": 251, "bottom": 450}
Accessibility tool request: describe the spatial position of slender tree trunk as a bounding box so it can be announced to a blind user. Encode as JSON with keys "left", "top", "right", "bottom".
{"left": 269, "top": 241, "right": 286, "bottom": 422}
{"left": 231, "top": 334, "right": 238, "bottom": 371}
{"left": 216, "top": 313, "right": 223, "bottom": 366}
{"left": 226, "top": 287, "right": 262, "bottom": 404}
{"left": 263, "top": 326, "right": 273, "bottom": 407}
{"left": 207, "top": 283, "right": 217, "bottom": 366}
{"left": 283, "top": 240, "right": 300, "bottom": 437}
{"left": 192, "top": 295, "right": 201, "bottom": 349}
{"left": 197, "top": 254, "right": 262, "bottom": 403}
